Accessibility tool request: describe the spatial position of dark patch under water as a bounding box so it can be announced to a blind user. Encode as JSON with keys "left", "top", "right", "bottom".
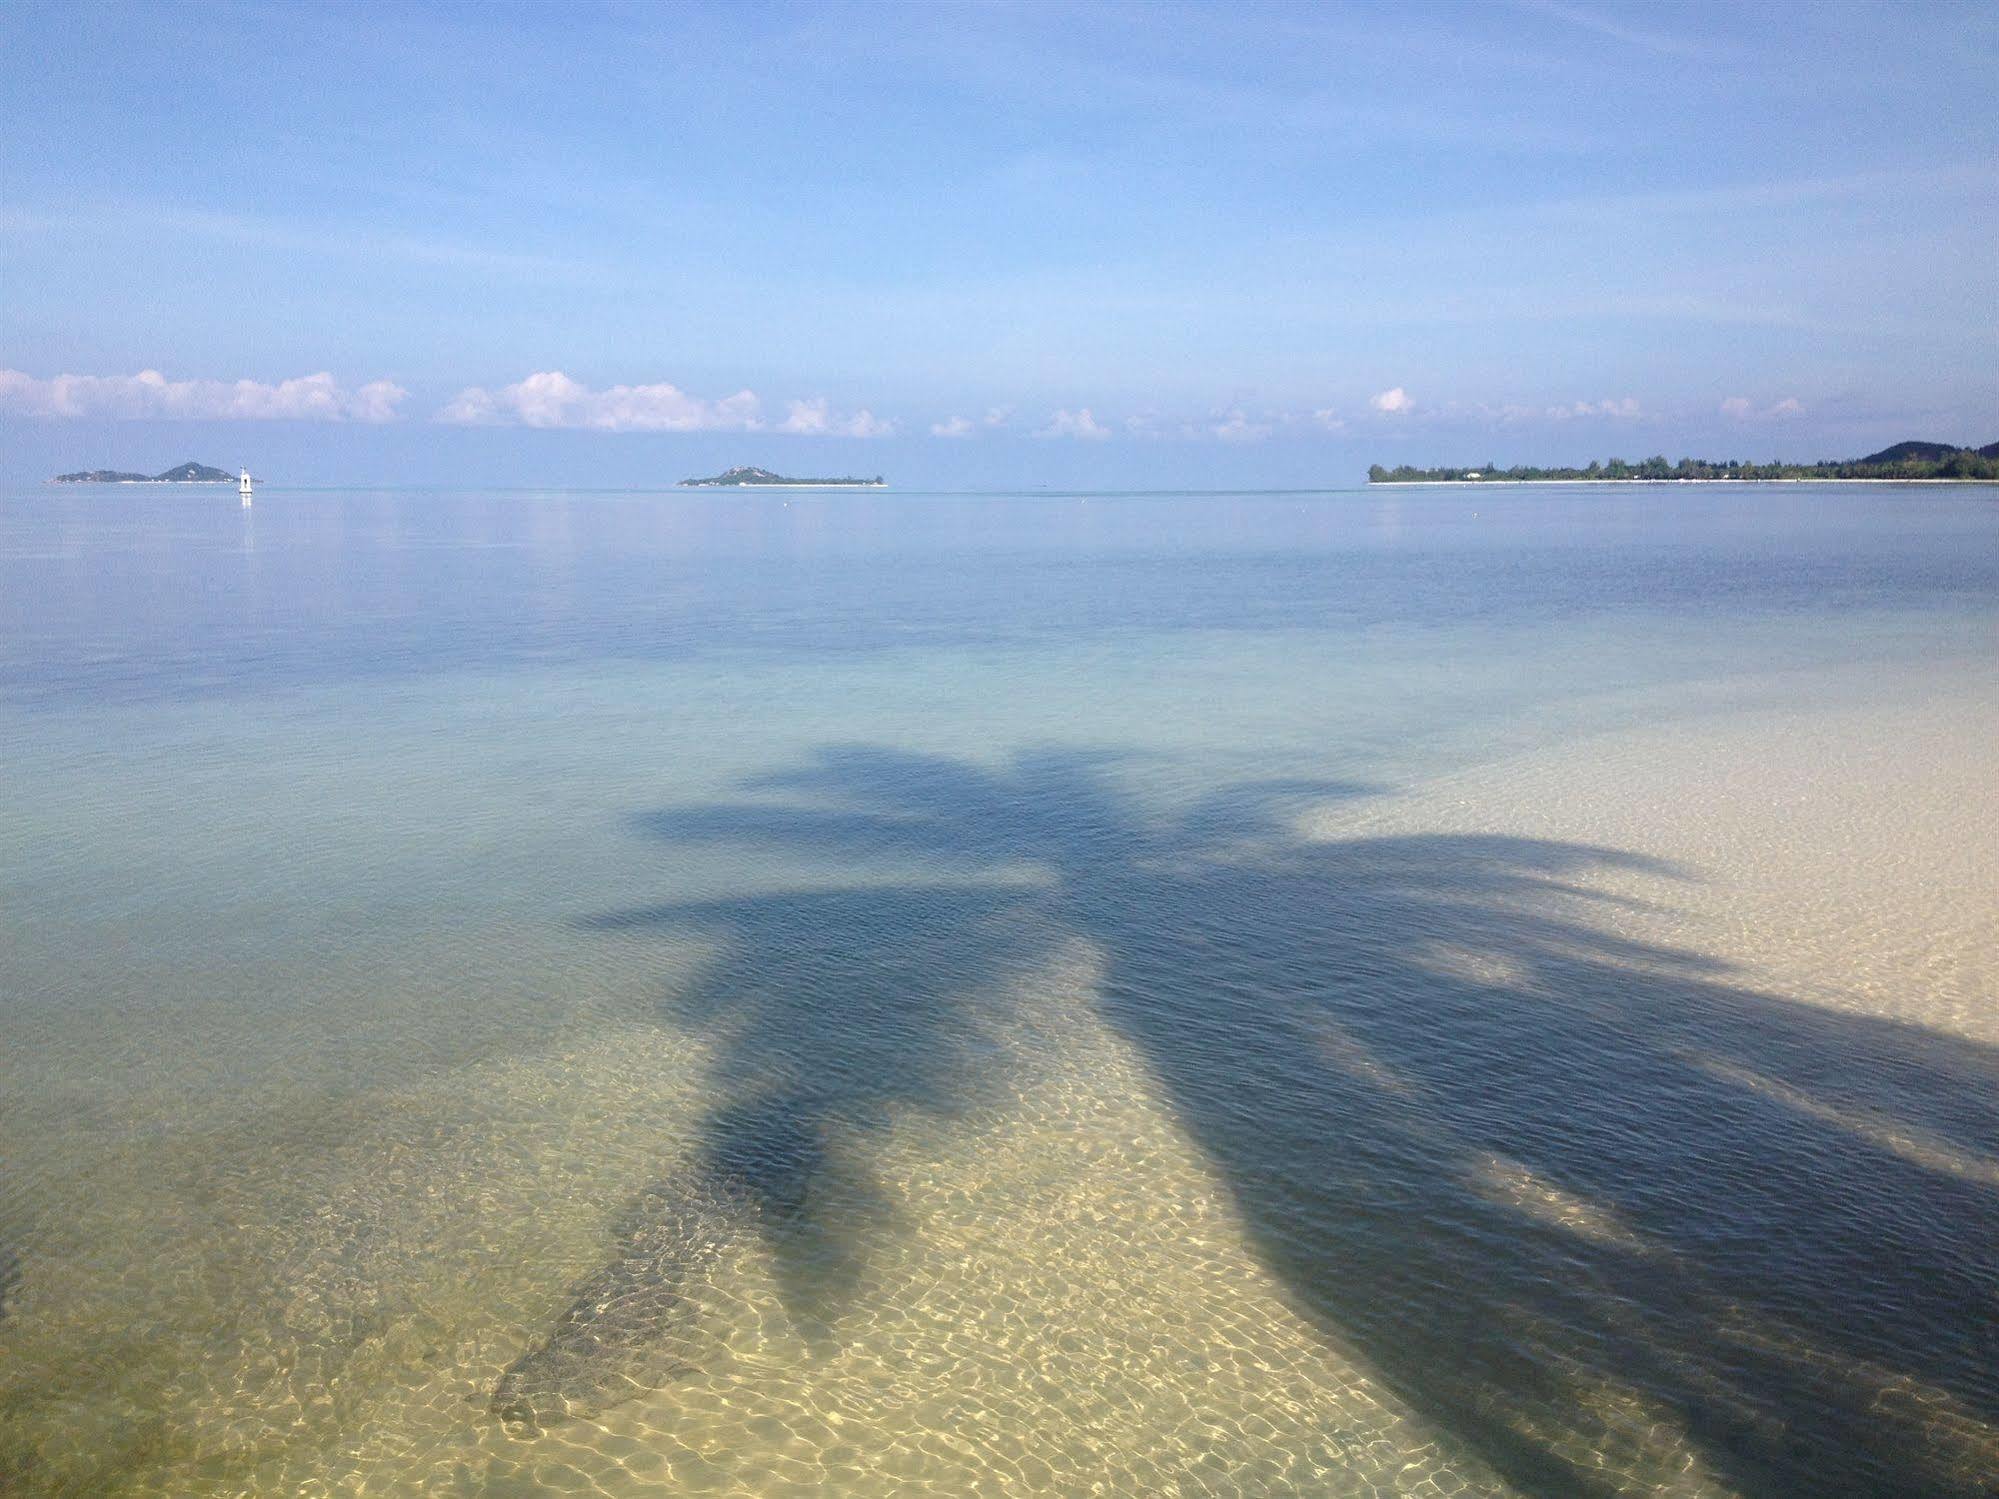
{"left": 550, "top": 744, "right": 1999, "bottom": 1498}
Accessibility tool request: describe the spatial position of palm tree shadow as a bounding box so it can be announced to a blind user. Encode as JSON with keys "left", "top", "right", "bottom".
{"left": 534, "top": 744, "right": 1997, "bottom": 1495}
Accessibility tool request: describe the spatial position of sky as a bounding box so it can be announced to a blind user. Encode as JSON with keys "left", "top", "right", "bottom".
{"left": 2, "top": 0, "right": 1995, "bottom": 487}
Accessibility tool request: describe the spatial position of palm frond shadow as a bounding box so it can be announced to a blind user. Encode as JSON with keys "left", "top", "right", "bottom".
{"left": 528, "top": 744, "right": 1996, "bottom": 1495}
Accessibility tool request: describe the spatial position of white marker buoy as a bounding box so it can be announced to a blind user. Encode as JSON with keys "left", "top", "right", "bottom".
{"left": 239, "top": 468, "right": 254, "bottom": 506}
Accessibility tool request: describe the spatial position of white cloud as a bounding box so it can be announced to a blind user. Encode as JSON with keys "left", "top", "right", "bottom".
{"left": 436, "top": 370, "right": 761, "bottom": 431}
{"left": 1211, "top": 410, "right": 1273, "bottom": 443}
{"left": 1036, "top": 408, "right": 1113, "bottom": 440}
{"left": 0, "top": 368, "right": 407, "bottom": 422}
{"left": 347, "top": 380, "right": 408, "bottom": 422}
{"left": 779, "top": 398, "right": 894, "bottom": 437}
{"left": 930, "top": 406, "right": 1011, "bottom": 439}
{"left": 1549, "top": 397, "right": 1641, "bottom": 420}
{"left": 1311, "top": 408, "right": 1346, "bottom": 432}
{"left": 1720, "top": 395, "right": 1806, "bottom": 421}
{"left": 1370, "top": 386, "right": 1414, "bottom": 415}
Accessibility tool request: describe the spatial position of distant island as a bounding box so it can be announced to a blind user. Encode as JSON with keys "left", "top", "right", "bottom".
{"left": 679, "top": 466, "right": 885, "bottom": 488}
{"left": 1369, "top": 440, "right": 1999, "bottom": 485}
{"left": 51, "top": 461, "right": 235, "bottom": 484}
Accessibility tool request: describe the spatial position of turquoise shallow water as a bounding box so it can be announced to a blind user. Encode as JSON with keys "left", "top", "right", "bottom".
{"left": 1, "top": 484, "right": 1995, "bottom": 1496}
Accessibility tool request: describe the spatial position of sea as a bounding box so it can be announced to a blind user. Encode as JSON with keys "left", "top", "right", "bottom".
{"left": 1, "top": 482, "right": 1994, "bottom": 1497}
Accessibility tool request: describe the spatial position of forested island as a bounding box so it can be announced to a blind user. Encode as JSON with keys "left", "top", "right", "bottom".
{"left": 1369, "top": 440, "right": 1999, "bottom": 485}
{"left": 50, "top": 461, "right": 234, "bottom": 484}
{"left": 680, "top": 466, "right": 885, "bottom": 487}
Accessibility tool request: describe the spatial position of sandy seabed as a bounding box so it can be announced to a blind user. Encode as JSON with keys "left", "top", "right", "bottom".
{"left": 2, "top": 661, "right": 1993, "bottom": 1499}
{"left": 1310, "top": 669, "right": 1997, "bottom": 1046}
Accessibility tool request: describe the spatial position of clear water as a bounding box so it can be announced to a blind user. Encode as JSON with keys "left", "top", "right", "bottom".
{"left": 1, "top": 484, "right": 1994, "bottom": 1497}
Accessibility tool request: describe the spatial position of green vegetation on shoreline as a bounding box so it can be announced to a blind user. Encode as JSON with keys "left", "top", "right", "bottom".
{"left": 1369, "top": 440, "right": 1999, "bottom": 485}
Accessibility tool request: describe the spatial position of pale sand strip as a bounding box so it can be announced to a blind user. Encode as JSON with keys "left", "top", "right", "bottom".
{"left": 1306, "top": 668, "right": 1998, "bottom": 1044}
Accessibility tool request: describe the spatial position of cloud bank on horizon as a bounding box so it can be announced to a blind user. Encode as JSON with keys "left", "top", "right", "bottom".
{"left": 0, "top": 369, "right": 406, "bottom": 423}
{"left": 436, "top": 371, "right": 761, "bottom": 432}
{"left": 2, "top": 365, "right": 1831, "bottom": 445}
{"left": 435, "top": 374, "right": 892, "bottom": 435}
{"left": 1, "top": 0, "right": 1991, "bottom": 471}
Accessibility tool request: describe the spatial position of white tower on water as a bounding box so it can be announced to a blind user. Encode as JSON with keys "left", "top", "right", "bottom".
{"left": 239, "top": 467, "right": 254, "bottom": 506}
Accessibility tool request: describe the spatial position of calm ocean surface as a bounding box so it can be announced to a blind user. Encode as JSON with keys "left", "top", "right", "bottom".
{"left": 1, "top": 483, "right": 1995, "bottom": 1497}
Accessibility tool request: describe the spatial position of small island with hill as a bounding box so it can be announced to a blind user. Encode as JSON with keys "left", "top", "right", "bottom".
{"left": 1369, "top": 439, "right": 1999, "bottom": 485}
{"left": 679, "top": 466, "right": 885, "bottom": 488}
{"left": 50, "top": 461, "right": 236, "bottom": 484}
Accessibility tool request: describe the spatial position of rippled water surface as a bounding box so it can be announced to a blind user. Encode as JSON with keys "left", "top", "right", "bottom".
{"left": 1, "top": 484, "right": 1995, "bottom": 1497}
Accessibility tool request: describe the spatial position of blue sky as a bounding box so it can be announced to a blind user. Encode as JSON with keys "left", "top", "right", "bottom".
{"left": 3, "top": 0, "right": 1994, "bottom": 485}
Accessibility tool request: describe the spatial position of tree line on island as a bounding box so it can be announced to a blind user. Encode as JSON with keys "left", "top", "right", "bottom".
{"left": 50, "top": 461, "right": 236, "bottom": 484}
{"left": 679, "top": 466, "right": 884, "bottom": 487}
{"left": 1369, "top": 439, "right": 1999, "bottom": 484}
